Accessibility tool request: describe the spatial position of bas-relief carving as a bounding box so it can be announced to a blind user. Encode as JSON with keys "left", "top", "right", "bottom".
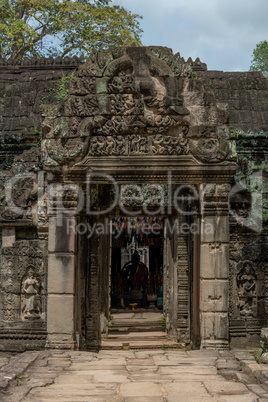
{"left": 189, "top": 135, "right": 230, "bottom": 163}
{"left": 21, "top": 266, "right": 41, "bottom": 319}
{"left": 41, "top": 46, "right": 232, "bottom": 171}
{"left": 237, "top": 261, "right": 257, "bottom": 317}
{"left": 0, "top": 147, "right": 43, "bottom": 225}
{"left": 229, "top": 237, "right": 268, "bottom": 327}
{"left": 4, "top": 293, "right": 15, "bottom": 322}
{"left": 0, "top": 241, "right": 47, "bottom": 325}
{"left": 0, "top": 171, "right": 38, "bottom": 223}
{"left": 87, "top": 132, "right": 189, "bottom": 157}
{"left": 120, "top": 184, "right": 167, "bottom": 207}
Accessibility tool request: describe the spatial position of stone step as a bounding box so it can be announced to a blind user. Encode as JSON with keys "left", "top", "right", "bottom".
{"left": 110, "top": 321, "right": 164, "bottom": 328}
{"left": 104, "top": 329, "right": 174, "bottom": 349}
{"left": 107, "top": 337, "right": 168, "bottom": 342}
{"left": 109, "top": 327, "right": 165, "bottom": 333}
{"left": 0, "top": 351, "right": 39, "bottom": 391}
{"left": 101, "top": 340, "right": 183, "bottom": 350}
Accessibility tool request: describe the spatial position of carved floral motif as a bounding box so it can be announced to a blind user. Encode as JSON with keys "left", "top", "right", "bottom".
{"left": 3, "top": 293, "right": 15, "bottom": 321}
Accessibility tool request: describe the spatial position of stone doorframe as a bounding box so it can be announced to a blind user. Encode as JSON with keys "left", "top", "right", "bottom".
{"left": 45, "top": 164, "right": 234, "bottom": 351}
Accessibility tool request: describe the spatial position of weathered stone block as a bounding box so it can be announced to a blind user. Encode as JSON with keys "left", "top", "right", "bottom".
{"left": 201, "top": 215, "right": 229, "bottom": 244}
{"left": 2, "top": 228, "right": 15, "bottom": 247}
{"left": 47, "top": 294, "right": 74, "bottom": 335}
{"left": 200, "top": 312, "right": 214, "bottom": 340}
{"left": 48, "top": 254, "right": 75, "bottom": 294}
{"left": 200, "top": 312, "right": 228, "bottom": 341}
{"left": 200, "top": 279, "right": 228, "bottom": 312}
{"left": 200, "top": 244, "right": 215, "bottom": 278}
{"left": 48, "top": 217, "right": 75, "bottom": 253}
{"left": 215, "top": 244, "right": 229, "bottom": 278}
{"left": 200, "top": 244, "right": 229, "bottom": 279}
{"left": 96, "top": 78, "right": 108, "bottom": 94}
{"left": 46, "top": 333, "right": 76, "bottom": 350}
{"left": 201, "top": 216, "right": 216, "bottom": 243}
{"left": 215, "top": 313, "right": 229, "bottom": 339}
{"left": 216, "top": 215, "right": 229, "bottom": 243}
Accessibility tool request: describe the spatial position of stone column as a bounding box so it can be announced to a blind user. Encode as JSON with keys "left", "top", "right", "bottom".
{"left": 200, "top": 183, "right": 230, "bottom": 349}
{"left": 177, "top": 214, "right": 190, "bottom": 345}
{"left": 192, "top": 215, "right": 201, "bottom": 348}
{"left": 85, "top": 228, "right": 101, "bottom": 350}
{"left": 46, "top": 185, "right": 78, "bottom": 349}
{"left": 164, "top": 217, "right": 178, "bottom": 341}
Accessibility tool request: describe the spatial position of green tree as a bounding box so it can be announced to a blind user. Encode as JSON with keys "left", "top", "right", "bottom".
{"left": 250, "top": 40, "right": 268, "bottom": 77}
{"left": 0, "top": 0, "right": 142, "bottom": 61}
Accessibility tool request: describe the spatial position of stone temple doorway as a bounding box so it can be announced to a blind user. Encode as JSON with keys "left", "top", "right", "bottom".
{"left": 107, "top": 216, "right": 166, "bottom": 348}
{"left": 75, "top": 180, "right": 232, "bottom": 351}
{"left": 103, "top": 213, "right": 196, "bottom": 349}
{"left": 41, "top": 46, "right": 236, "bottom": 352}
{"left": 110, "top": 216, "right": 164, "bottom": 312}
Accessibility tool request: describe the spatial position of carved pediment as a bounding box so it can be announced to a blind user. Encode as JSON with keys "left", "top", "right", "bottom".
{"left": 41, "top": 46, "right": 233, "bottom": 172}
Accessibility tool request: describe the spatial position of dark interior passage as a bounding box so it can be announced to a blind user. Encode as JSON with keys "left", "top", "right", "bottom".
{"left": 111, "top": 217, "right": 164, "bottom": 311}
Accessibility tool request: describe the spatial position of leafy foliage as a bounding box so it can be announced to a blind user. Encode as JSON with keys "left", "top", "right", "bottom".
{"left": 0, "top": 0, "right": 143, "bottom": 61}
{"left": 5, "top": 154, "right": 13, "bottom": 170}
{"left": 250, "top": 40, "right": 268, "bottom": 77}
{"left": 53, "top": 72, "right": 75, "bottom": 102}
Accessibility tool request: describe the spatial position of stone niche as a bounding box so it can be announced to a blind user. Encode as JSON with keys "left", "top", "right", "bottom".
{"left": 229, "top": 238, "right": 268, "bottom": 348}
{"left": 0, "top": 239, "right": 47, "bottom": 351}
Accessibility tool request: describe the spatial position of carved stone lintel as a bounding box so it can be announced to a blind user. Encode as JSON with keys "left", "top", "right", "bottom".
{"left": 87, "top": 133, "right": 189, "bottom": 157}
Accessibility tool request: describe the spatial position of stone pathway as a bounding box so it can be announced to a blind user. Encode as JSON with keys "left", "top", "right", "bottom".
{"left": 1, "top": 349, "right": 268, "bottom": 401}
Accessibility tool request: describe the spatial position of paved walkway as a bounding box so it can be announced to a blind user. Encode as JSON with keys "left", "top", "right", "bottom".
{"left": 1, "top": 349, "right": 268, "bottom": 401}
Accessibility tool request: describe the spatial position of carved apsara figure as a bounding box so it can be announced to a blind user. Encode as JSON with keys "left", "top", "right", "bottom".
{"left": 237, "top": 262, "right": 256, "bottom": 296}
{"left": 237, "top": 261, "right": 256, "bottom": 317}
{"left": 21, "top": 267, "right": 41, "bottom": 318}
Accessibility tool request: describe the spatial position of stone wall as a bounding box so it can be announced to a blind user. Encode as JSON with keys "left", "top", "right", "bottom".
{"left": 0, "top": 57, "right": 82, "bottom": 170}
{"left": 0, "top": 57, "right": 82, "bottom": 350}
{"left": 194, "top": 69, "right": 268, "bottom": 346}
{"left": 196, "top": 70, "right": 268, "bottom": 132}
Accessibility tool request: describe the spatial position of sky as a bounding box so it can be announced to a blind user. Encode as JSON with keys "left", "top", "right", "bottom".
{"left": 117, "top": 0, "right": 268, "bottom": 72}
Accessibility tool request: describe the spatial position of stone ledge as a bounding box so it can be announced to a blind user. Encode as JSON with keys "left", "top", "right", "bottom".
{"left": 0, "top": 351, "right": 39, "bottom": 390}
{"left": 231, "top": 350, "right": 268, "bottom": 393}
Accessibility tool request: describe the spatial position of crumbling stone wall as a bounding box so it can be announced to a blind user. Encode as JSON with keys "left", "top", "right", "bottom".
{"left": 196, "top": 70, "right": 268, "bottom": 132}
{"left": 0, "top": 57, "right": 82, "bottom": 170}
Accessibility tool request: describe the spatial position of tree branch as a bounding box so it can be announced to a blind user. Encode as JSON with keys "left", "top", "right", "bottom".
{"left": 12, "top": 27, "right": 50, "bottom": 60}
